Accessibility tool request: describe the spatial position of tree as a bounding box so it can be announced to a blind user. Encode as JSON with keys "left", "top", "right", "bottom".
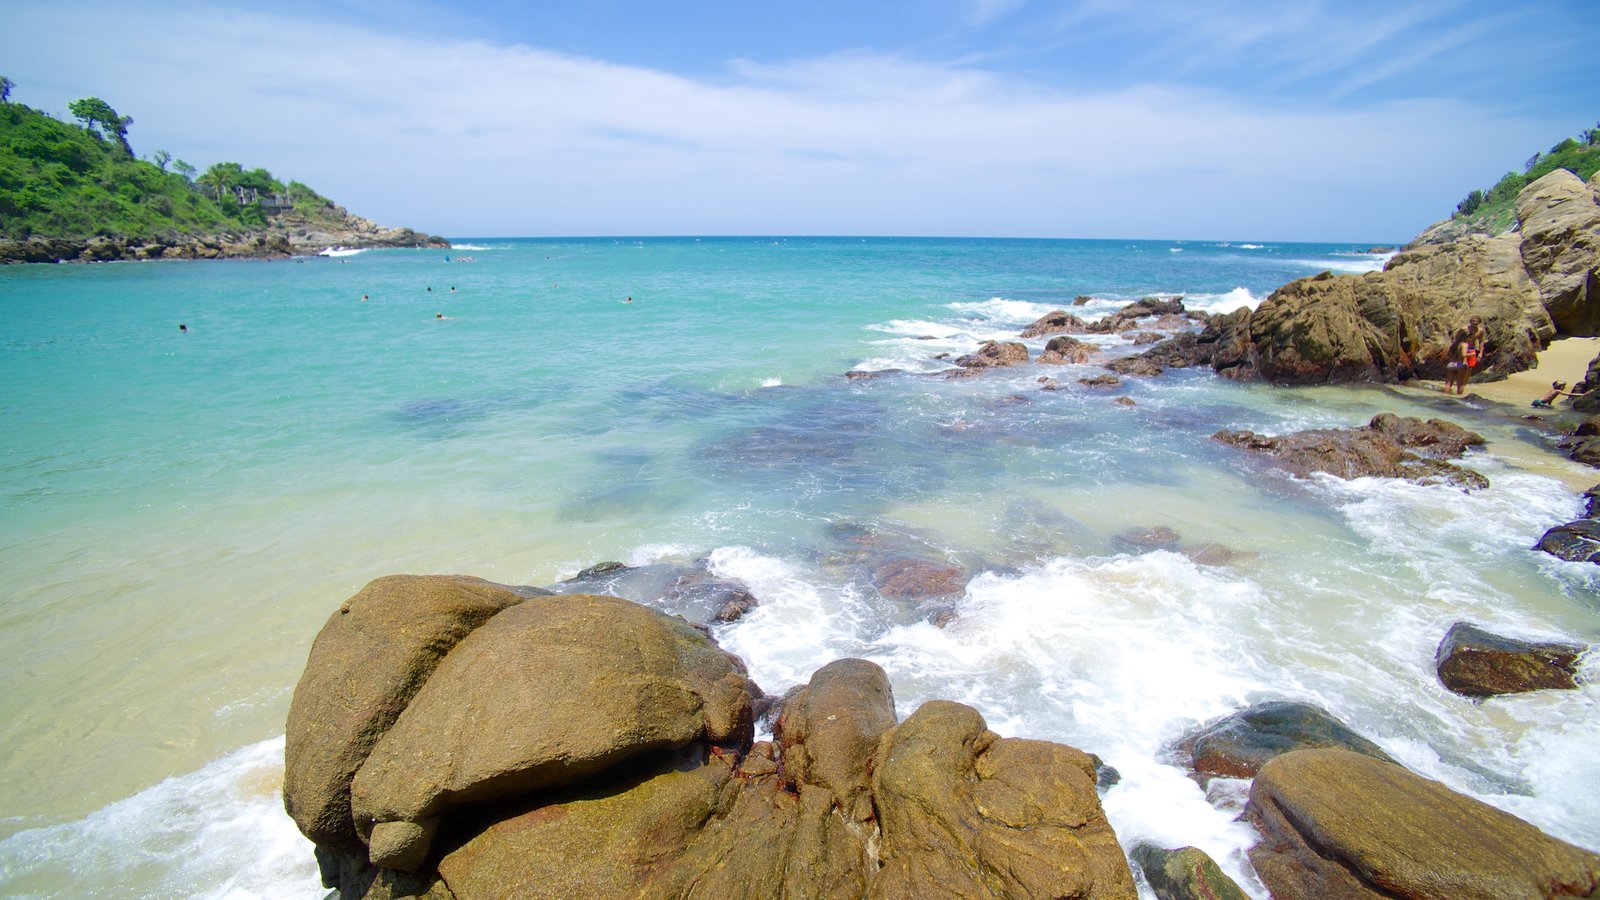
{"left": 152, "top": 149, "right": 172, "bottom": 172}
{"left": 0, "top": 76, "right": 13, "bottom": 103}
{"left": 67, "top": 97, "right": 134, "bottom": 156}
{"left": 173, "top": 159, "right": 197, "bottom": 182}
{"left": 1584, "top": 122, "right": 1600, "bottom": 147}
{"left": 1456, "top": 189, "right": 1484, "bottom": 217}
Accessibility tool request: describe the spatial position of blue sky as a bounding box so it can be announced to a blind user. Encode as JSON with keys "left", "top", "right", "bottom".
{"left": 3, "top": 0, "right": 1597, "bottom": 241}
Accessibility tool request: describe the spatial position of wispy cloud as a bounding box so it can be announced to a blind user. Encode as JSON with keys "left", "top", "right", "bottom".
{"left": 0, "top": 0, "right": 1571, "bottom": 240}
{"left": 967, "top": 0, "right": 1029, "bottom": 26}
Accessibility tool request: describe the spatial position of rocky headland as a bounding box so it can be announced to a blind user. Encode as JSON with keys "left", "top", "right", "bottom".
{"left": 0, "top": 203, "right": 448, "bottom": 264}
{"left": 285, "top": 575, "right": 1599, "bottom": 899}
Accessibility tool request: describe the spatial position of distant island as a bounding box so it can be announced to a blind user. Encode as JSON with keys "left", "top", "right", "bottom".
{"left": 0, "top": 79, "right": 448, "bottom": 264}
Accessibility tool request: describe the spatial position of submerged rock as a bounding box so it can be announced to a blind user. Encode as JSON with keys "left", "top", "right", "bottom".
{"left": 1173, "top": 699, "right": 1395, "bottom": 782}
{"left": 1112, "top": 525, "right": 1180, "bottom": 553}
{"left": 870, "top": 555, "right": 971, "bottom": 599}
{"left": 550, "top": 560, "right": 763, "bottom": 625}
{"left": 1213, "top": 413, "right": 1489, "bottom": 490}
{"left": 1435, "top": 622, "right": 1586, "bottom": 697}
{"left": 1246, "top": 748, "right": 1600, "bottom": 900}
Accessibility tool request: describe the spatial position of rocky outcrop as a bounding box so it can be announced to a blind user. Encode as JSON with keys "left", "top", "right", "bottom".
{"left": 0, "top": 206, "right": 448, "bottom": 265}
{"left": 1435, "top": 622, "right": 1586, "bottom": 697}
{"left": 1020, "top": 310, "right": 1090, "bottom": 338}
{"left": 1213, "top": 413, "right": 1489, "bottom": 490}
{"left": 1172, "top": 700, "right": 1394, "bottom": 783}
{"left": 548, "top": 559, "right": 761, "bottom": 625}
{"left": 1174, "top": 170, "right": 1599, "bottom": 386}
{"left": 1039, "top": 335, "right": 1096, "bottom": 365}
{"left": 1516, "top": 169, "right": 1600, "bottom": 335}
{"left": 287, "top": 585, "right": 1136, "bottom": 899}
{"left": 1246, "top": 748, "right": 1600, "bottom": 899}
{"left": 1130, "top": 844, "right": 1250, "bottom": 900}
{"left": 955, "top": 340, "right": 1029, "bottom": 368}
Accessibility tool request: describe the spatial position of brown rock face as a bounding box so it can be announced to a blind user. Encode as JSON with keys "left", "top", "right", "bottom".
{"left": 1516, "top": 169, "right": 1600, "bottom": 336}
{"left": 1213, "top": 413, "right": 1488, "bottom": 490}
{"left": 775, "top": 659, "right": 897, "bottom": 823}
{"left": 1020, "top": 309, "right": 1090, "bottom": 338}
{"left": 1435, "top": 622, "right": 1585, "bottom": 697}
{"left": 1247, "top": 748, "right": 1600, "bottom": 900}
{"left": 870, "top": 556, "right": 970, "bottom": 598}
{"left": 871, "top": 700, "right": 1137, "bottom": 899}
{"left": 349, "top": 593, "right": 754, "bottom": 869}
{"left": 956, "top": 340, "right": 1030, "bottom": 368}
{"left": 1039, "top": 335, "right": 1096, "bottom": 365}
{"left": 282, "top": 575, "right": 524, "bottom": 851}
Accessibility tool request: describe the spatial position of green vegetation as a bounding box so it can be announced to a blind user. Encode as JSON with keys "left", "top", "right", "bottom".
{"left": 0, "top": 80, "right": 338, "bottom": 241}
{"left": 1449, "top": 124, "right": 1600, "bottom": 234}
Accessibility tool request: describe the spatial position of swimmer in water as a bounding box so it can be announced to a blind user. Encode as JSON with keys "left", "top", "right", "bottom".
{"left": 624, "top": 296, "right": 633, "bottom": 304}
{"left": 179, "top": 323, "right": 187, "bottom": 333}
{"left": 362, "top": 294, "right": 369, "bottom": 302}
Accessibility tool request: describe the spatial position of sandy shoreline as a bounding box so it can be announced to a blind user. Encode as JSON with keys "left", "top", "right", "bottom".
{"left": 1394, "top": 336, "right": 1599, "bottom": 491}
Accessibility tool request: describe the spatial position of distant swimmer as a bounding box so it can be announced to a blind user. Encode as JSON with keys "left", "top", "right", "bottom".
{"left": 444, "top": 255, "right": 451, "bottom": 262}
{"left": 436, "top": 312, "right": 451, "bottom": 320}
{"left": 427, "top": 286, "right": 432, "bottom": 292}
{"left": 450, "top": 286, "right": 457, "bottom": 293}
{"left": 179, "top": 323, "right": 187, "bottom": 333}
{"left": 362, "top": 294, "right": 369, "bottom": 302}
{"left": 624, "top": 296, "right": 633, "bottom": 304}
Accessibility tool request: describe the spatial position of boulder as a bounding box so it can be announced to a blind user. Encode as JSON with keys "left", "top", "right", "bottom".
{"left": 283, "top": 575, "right": 524, "bottom": 851}
{"left": 955, "top": 340, "right": 1029, "bottom": 368}
{"left": 1516, "top": 169, "right": 1600, "bottom": 335}
{"left": 1079, "top": 374, "right": 1122, "bottom": 387}
{"left": 1105, "top": 333, "right": 1203, "bottom": 378}
{"left": 775, "top": 658, "right": 897, "bottom": 822}
{"left": 1213, "top": 413, "right": 1489, "bottom": 490}
{"left": 871, "top": 700, "right": 1137, "bottom": 899}
{"left": 1039, "top": 335, "right": 1096, "bottom": 365}
{"left": 1173, "top": 699, "right": 1394, "bottom": 782}
{"left": 549, "top": 560, "right": 761, "bottom": 626}
{"left": 1435, "top": 622, "right": 1586, "bottom": 696}
{"left": 1247, "top": 748, "right": 1600, "bottom": 900}
{"left": 349, "top": 593, "right": 754, "bottom": 869}
{"left": 1020, "top": 309, "right": 1090, "bottom": 338}
{"left": 1130, "top": 844, "right": 1249, "bottom": 900}
{"left": 1536, "top": 517, "right": 1600, "bottom": 562}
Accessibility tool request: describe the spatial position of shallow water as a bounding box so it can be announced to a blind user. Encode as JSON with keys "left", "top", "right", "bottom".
{"left": 0, "top": 238, "right": 1595, "bottom": 898}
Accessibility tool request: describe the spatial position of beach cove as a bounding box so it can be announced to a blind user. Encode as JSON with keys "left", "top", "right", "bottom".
{"left": 1, "top": 236, "right": 1597, "bottom": 897}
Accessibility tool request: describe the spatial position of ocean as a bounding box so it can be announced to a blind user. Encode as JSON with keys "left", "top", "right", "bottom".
{"left": 1, "top": 237, "right": 1596, "bottom": 898}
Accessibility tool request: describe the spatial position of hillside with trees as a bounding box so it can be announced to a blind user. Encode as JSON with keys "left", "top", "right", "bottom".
{"left": 1411, "top": 124, "right": 1600, "bottom": 246}
{"left": 0, "top": 79, "right": 446, "bottom": 262}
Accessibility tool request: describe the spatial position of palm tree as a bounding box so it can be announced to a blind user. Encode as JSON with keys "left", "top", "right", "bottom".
{"left": 0, "top": 76, "right": 14, "bottom": 103}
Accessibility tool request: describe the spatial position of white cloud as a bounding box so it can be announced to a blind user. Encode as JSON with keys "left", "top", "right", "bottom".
{"left": 0, "top": 0, "right": 1562, "bottom": 240}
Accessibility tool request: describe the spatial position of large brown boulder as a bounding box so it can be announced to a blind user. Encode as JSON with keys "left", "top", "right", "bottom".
{"left": 283, "top": 575, "right": 525, "bottom": 851}
{"left": 1516, "top": 169, "right": 1600, "bottom": 335}
{"left": 1435, "top": 622, "right": 1586, "bottom": 697}
{"left": 1247, "top": 748, "right": 1600, "bottom": 899}
{"left": 1173, "top": 699, "right": 1394, "bottom": 782}
{"left": 870, "top": 700, "right": 1136, "bottom": 899}
{"left": 775, "top": 658, "right": 897, "bottom": 822}
{"left": 1213, "top": 413, "right": 1489, "bottom": 490}
{"left": 349, "top": 593, "right": 754, "bottom": 869}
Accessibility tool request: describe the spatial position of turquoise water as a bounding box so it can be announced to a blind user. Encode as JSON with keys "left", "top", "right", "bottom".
{"left": 2, "top": 238, "right": 1597, "bottom": 898}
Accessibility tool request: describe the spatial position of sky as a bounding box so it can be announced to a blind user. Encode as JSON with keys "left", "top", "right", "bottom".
{"left": 2, "top": 0, "right": 1597, "bottom": 242}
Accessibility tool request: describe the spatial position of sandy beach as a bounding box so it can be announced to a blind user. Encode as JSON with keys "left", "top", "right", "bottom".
{"left": 1398, "top": 336, "right": 1600, "bottom": 490}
